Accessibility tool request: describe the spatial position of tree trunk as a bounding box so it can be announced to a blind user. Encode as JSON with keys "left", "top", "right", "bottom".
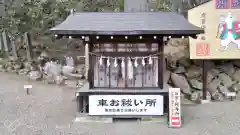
{"left": 24, "top": 32, "right": 33, "bottom": 61}
{"left": 2, "top": 31, "right": 9, "bottom": 56}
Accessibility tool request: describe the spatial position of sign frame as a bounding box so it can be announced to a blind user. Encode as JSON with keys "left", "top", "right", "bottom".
{"left": 168, "top": 88, "right": 182, "bottom": 128}
{"left": 88, "top": 95, "right": 164, "bottom": 116}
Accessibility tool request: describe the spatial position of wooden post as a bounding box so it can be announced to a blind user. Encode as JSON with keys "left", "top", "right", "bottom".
{"left": 88, "top": 39, "right": 94, "bottom": 89}
{"left": 82, "top": 96, "right": 87, "bottom": 113}
{"left": 158, "top": 37, "right": 164, "bottom": 89}
{"left": 85, "top": 42, "right": 89, "bottom": 79}
{"left": 25, "top": 32, "right": 33, "bottom": 61}
{"left": 202, "top": 60, "right": 208, "bottom": 100}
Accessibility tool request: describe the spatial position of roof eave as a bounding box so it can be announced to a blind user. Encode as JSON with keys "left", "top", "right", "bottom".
{"left": 50, "top": 29, "right": 204, "bottom": 36}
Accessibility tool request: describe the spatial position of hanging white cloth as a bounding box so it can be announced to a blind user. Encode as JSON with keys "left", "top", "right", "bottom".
{"left": 114, "top": 57, "right": 118, "bottom": 67}
{"left": 107, "top": 57, "right": 110, "bottom": 67}
{"left": 149, "top": 57, "right": 153, "bottom": 65}
{"left": 142, "top": 57, "right": 145, "bottom": 66}
{"left": 127, "top": 58, "right": 133, "bottom": 79}
{"left": 134, "top": 57, "right": 138, "bottom": 67}
{"left": 66, "top": 56, "right": 74, "bottom": 67}
{"left": 99, "top": 56, "right": 103, "bottom": 66}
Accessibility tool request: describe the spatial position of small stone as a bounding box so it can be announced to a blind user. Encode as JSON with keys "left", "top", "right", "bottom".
{"left": 62, "top": 66, "right": 74, "bottom": 75}
{"left": 230, "top": 83, "right": 240, "bottom": 92}
{"left": 55, "top": 75, "right": 65, "bottom": 85}
{"left": 232, "top": 69, "right": 240, "bottom": 82}
{"left": 218, "top": 85, "right": 228, "bottom": 96}
{"left": 191, "top": 91, "right": 201, "bottom": 102}
{"left": 178, "top": 57, "right": 191, "bottom": 68}
{"left": 189, "top": 79, "right": 203, "bottom": 90}
{"left": 212, "top": 92, "right": 224, "bottom": 101}
{"left": 173, "top": 66, "right": 186, "bottom": 74}
{"left": 185, "top": 66, "right": 202, "bottom": 79}
{"left": 65, "top": 80, "right": 77, "bottom": 88}
{"left": 171, "top": 73, "right": 191, "bottom": 94}
{"left": 18, "top": 69, "right": 30, "bottom": 75}
{"left": 28, "top": 71, "right": 41, "bottom": 81}
{"left": 217, "top": 63, "right": 235, "bottom": 76}
{"left": 207, "top": 78, "right": 221, "bottom": 95}
{"left": 218, "top": 73, "right": 234, "bottom": 88}
{"left": 207, "top": 71, "right": 216, "bottom": 84}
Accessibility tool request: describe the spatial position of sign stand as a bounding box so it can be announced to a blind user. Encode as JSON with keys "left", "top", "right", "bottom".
{"left": 24, "top": 85, "right": 32, "bottom": 95}
{"left": 168, "top": 88, "right": 182, "bottom": 128}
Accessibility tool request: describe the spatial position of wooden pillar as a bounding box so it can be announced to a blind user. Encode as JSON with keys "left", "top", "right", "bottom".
{"left": 82, "top": 96, "right": 87, "bottom": 113}
{"left": 158, "top": 37, "right": 164, "bottom": 89}
{"left": 88, "top": 40, "right": 94, "bottom": 89}
{"left": 85, "top": 43, "right": 89, "bottom": 79}
{"left": 202, "top": 60, "right": 208, "bottom": 100}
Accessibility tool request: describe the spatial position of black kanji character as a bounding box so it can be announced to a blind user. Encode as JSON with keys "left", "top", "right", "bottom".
{"left": 109, "top": 99, "right": 119, "bottom": 106}
{"left": 121, "top": 109, "right": 124, "bottom": 112}
{"left": 117, "top": 109, "right": 120, "bottom": 112}
{"left": 113, "top": 109, "right": 116, "bottom": 112}
{"left": 121, "top": 99, "right": 132, "bottom": 106}
{"left": 144, "top": 109, "right": 147, "bottom": 112}
{"left": 145, "top": 99, "right": 156, "bottom": 107}
{"left": 128, "top": 109, "right": 132, "bottom": 112}
{"left": 97, "top": 99, "right": 108, "bottom": 106}
{"left": 134, "top": 99, "right": 143, "bottom": 106}
{"left": 124, "top": 109, "right": 128, "bottom": 112}
{"left": 105, "top": 109, "right": 108, "bottom": 112}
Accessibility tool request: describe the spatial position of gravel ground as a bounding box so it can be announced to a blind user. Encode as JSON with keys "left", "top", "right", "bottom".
{"left": 0, "top": 72, "right": 240, "bottom": 135}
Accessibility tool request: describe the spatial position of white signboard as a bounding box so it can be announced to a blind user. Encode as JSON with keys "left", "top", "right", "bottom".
{"left": 24, "top": 85, "right": 32, "bottom": 89}
{"left": 169, "top": 88, "right": 182, "bottom": 128}
{"left": 89, "top": 95, "right": 163, "bottom": 116}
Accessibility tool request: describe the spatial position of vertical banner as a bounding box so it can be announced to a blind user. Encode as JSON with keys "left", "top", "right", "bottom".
{"left": 169, "top": 88, "right": 182, "bottom": 128}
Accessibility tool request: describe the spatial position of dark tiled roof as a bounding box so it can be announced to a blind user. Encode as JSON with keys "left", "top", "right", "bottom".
{"left": 50, "top": 12, "right": 204, "bottom": 35}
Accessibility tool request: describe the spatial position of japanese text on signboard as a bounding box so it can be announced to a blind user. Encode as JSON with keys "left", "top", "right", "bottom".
{"left": 89, "top": 95, "right": 163, "bottom": 115}
{"left": 97, "top": 98, "right": 156, "bottom": 113}
{"left": 170, "top": 91, "right": 181, "bottom": 116}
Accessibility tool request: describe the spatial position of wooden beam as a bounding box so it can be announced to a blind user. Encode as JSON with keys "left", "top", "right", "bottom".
{"left": 91, "top": 51, "right": 160, "bottom": 57}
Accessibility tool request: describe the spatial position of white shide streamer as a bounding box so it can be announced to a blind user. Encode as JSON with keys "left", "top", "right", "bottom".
{"left": 127, "top": 58, "right": 133, "bottom": 79}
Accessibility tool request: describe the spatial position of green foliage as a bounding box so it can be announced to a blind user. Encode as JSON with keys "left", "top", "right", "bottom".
{"left": 0, "top": 0, "right": 124, "bottom": 40}
{"left": 156, "top": 0, "right": 172, "bottom": 11}
{"left": 0, "top": 0, "right": 82, "bottom": 40}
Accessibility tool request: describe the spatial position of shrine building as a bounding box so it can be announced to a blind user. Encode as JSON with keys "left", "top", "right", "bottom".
{"left": 50, "top": 12, "right": 203, "bottom": 118}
